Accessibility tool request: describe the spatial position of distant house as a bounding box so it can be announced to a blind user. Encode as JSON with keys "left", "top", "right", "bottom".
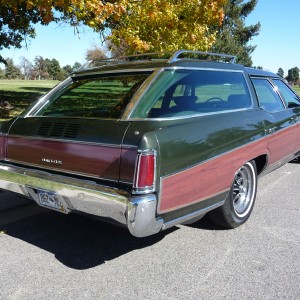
{"left": 296, "top": 78, "right": 300, "bottom": 87}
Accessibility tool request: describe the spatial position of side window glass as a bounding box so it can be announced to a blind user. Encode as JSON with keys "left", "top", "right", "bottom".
{"left": 272, "top": 79, "right": 300, "bottom": 108}
{"left": 251, "top": 78, "right": 285, "bottom": 112}
{"left": 135, "top": 70, "right": 252, "bottom": 119}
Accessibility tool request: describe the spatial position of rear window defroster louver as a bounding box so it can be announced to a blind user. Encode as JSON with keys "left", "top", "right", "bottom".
{"left": 36, "top": 122, "right": 81, "bottom": 139}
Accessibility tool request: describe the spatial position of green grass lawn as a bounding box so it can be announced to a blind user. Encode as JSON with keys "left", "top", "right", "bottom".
{"left": 0, "top": 80, "right": 58, "bottom": 121}
{"left": 294, "top": 86, "right": 300, "bottom": 95}
{"left": 0, "top": 80, "right": 300, "bottom": 122}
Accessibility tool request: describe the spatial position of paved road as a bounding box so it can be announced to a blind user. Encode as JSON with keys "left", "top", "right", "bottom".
{"left": 0, "top": 162, "right": 299, "bottom": 300}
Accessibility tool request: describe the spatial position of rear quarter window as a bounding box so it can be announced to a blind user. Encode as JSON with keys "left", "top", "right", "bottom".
{"left": 272, "top": 79, "right": 300, "bottom": 108}
{"left": 251, "top": 78, "right": 285, "bottom": 112}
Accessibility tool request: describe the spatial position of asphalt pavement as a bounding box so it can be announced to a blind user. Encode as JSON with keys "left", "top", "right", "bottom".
{"left": 0, "top": 162, "right": 299, "bottom": 300}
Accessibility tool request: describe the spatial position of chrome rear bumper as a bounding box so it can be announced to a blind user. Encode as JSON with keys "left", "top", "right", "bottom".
{"left": 0, "top": 163, "right": 163, "bottom": 237}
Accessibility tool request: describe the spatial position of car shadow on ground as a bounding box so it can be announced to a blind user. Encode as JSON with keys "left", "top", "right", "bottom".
{"left": 1, "top": 209, "right": 176, "bottom": 270}
{"left": 289, "top": 157, "right": 300, "bottom": 164}
{"left": 183, "top": 214, "right": 225, "bottom": 231}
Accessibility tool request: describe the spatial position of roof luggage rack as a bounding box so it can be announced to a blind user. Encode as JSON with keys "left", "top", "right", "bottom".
{"left": 77, "top": 50, "right": 237, "bottom": 71}
{"left": 168, "top": 50, "right": 236, "bottom": 64}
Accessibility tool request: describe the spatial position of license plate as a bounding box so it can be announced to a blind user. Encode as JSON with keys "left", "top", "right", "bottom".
{"left": 37, "top": 189, "right": 68, "bottom": 213}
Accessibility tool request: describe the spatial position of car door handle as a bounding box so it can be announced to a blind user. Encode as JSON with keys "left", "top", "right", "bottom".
{"left": 291, "top": 116, "right": 299, "bottom": 123}
{"left": 264, "top": 127, "right": 276, "bottom": 134}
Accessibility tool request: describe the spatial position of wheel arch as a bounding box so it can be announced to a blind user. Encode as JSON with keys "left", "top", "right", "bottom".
{"left": 252, "top": 154, "right": 268, "bottom": 176}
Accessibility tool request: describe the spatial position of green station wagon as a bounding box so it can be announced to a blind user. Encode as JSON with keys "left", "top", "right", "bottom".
{"left": 1, "top": 50, "right": 300, "bottom": 237}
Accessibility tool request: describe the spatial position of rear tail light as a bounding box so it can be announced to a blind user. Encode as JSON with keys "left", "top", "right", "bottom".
{"left": 133, "top": 150, "right": 156, "bottom": 194}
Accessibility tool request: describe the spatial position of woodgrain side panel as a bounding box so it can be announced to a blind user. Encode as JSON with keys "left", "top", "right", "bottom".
{"left": 159, "top": 138, "right": 269, "bottom": 213}
{"left": 0, "top": 135, "right": 6, "bottom": 159}
{"left": 120, "top": 147, "right": 138, "bottom": 183}
{"left": 159, "top": 122, "right": 299, "bottom": 213}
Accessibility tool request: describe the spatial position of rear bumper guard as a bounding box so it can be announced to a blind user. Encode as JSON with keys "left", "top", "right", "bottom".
{"left": 0, "top": 163, "right": 163, "bottom": 237}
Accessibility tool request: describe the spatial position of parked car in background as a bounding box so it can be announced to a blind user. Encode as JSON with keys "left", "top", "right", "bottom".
{"left": 1, "top": 50, "right": 300, "bottom": 237}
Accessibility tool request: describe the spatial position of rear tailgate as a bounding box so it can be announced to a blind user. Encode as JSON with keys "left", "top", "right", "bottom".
{"left": 6, "top": 117, "right": 131, "bottom": 182}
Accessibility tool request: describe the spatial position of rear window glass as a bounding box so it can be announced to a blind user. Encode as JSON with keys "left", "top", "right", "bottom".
{"left": 131, "top": 69, "right": 252, "bottom": 118}
{"left": 35, "top": 73, "right": 150, "bottom": 119}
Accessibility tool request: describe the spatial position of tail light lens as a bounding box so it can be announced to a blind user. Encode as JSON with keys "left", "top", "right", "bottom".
{"left": 133, "top": 150, "right": 156, "bottom": 193}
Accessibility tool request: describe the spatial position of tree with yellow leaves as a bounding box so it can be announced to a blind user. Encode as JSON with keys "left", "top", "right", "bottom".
{"left": 109, "top": 0, "right": 227, "bottom": 55}
{"left": 0, "top": 0, "right": 227, "bottom": 63}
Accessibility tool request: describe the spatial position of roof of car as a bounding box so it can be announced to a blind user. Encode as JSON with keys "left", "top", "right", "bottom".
{"left": 72, "top": 50, "right": 278, "bottom": 78}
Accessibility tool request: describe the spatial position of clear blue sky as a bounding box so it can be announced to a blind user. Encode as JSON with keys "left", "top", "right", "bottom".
{"left": 246, "top": 0, "right": 300, "bottom": 74}
{"left": 1, "top": 0, "right": 299, "bottom": 75}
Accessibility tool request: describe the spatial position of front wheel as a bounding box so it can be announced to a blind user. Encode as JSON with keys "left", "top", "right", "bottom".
{"left": 209, "top": 161, "right": 257, "bottom": 228}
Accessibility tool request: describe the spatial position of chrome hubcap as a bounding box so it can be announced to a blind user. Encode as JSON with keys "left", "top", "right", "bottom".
{"left": 232, "top": 164, "right": 254, "bottom": 217}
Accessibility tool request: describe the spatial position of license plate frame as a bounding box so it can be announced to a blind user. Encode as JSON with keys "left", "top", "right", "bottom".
{"left": 37, "top": 189, "right": 69, "bottom": 213}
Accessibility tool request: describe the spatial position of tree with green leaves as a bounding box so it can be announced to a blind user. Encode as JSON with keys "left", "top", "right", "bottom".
{"left": 277, "top": 68, "right": 284, "bottom": 78}
{"left": 0, "top": 0, "right": 124, "bottom": 65}
{"left": 286, "top": 67, "right": 299, "bottom": 84}
{"left": 211, "top": 0, "right": 260, "bottom": 66}
{"left": 46, "top": 58, "right": 61, "bottom": 80}
{"left": 72, "top": 62, "right": 82, "bottom": 72}
{"left": 63, "top": 65, "right": 72, "bottom": 75}
{"left": 1, "top": 0, "right": 227, "bottom": 63}
{"left": 33, "top": 56, "right": 47, "bottom": 80}
{"left": 4, "top": 59, "right": 21, "bottom": 79}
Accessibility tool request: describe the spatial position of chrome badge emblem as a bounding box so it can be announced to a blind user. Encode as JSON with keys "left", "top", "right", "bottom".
{"left": 41, "top": 158, "right": 63, "bottom": 165}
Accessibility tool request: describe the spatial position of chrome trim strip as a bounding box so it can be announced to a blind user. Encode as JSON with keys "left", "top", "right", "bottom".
{"left": 157, "top": 186, "right": 229, "bottom": 214}
{"left": 250, "top": 76, "right": 288, "bottom": 110}
{"left": 121, "top": 144, "right": 138, "bottom": 149}
{"left": 7, "top": 134, "right": 128, "bottom": 149}
{"left": 25, "top": 78, "right": 72, "bottom": 117}
{"left": 122, "top": 68, "right": 164, "bottom": 120}
{"left": 162, "top": 200, "right": 225, "bottom": 230}
{"left": 75, "top": 68, "right": 157, "bottom": 76}
{"left": 129, "top": 107, "right": 253, "bottom": 121}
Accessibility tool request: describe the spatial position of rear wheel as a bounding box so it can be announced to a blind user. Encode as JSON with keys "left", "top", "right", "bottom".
{"left": 209, "top": 161, "right": 257, "bottom": 228}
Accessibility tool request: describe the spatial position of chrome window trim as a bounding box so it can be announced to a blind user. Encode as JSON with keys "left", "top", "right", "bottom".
{"left": 25, "top": 77, "right": 72, "bottom": 117}
{"left": 27, "top": 70, "right": 154, "bottom": 118}
{"left": 73, "top": 68, "right": 156, "bottom": 77}
{"left": 250, "top": 76, "right": 287, "bottom": 111}
{"left": 271, "top": 78, "right": 300, "bottom": 110}
{"left": 126, "top": 67, "right": 254, "bottom": 120}
{"left": 128, "top": 107, "right": 253, "bottom": 122}
{"left": 122, "top": 68, "right": 164, "bottom": 120}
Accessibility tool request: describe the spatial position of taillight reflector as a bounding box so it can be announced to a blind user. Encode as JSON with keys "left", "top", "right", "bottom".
{"left": 134, "top": 152, "right": 156, "bottom": 190}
